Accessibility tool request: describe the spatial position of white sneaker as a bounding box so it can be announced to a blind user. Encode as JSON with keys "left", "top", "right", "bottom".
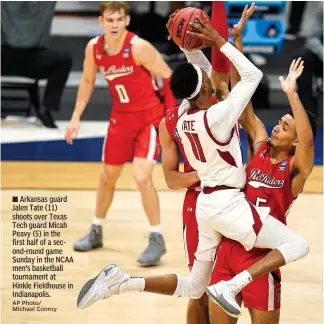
{"left": 206, "top": 281, "right": 242, "bottom": 318}
{"left": 77, "top": 264, "right": 130, "bottom": 309}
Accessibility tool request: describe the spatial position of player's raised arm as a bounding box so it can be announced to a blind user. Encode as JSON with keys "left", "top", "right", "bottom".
{"left": 188, "top": 17, "right": 263, "bottom": 138}
{"left": 159, "top": 118, "right": 199, "bottom": 190}
{"left": 132, "top": 38, "right": 176, "bottom": 110}
{"left": 65, "top": 39, "right": 97, "bottom": 144}
{"left": 279, "top": 58, "right": 315, "bottom": 196}
{"left": 230, "top": 3, "right": 268, "bottom": 156}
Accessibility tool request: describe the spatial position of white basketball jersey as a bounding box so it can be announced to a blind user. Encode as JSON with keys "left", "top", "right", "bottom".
{"left": 176, "top": 108, "right": 246, "bottom": 189}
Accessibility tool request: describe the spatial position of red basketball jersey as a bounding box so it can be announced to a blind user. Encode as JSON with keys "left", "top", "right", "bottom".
{"left": 93, "top": 32, "right": 163, "bottom": 112}
{"left": 165, "top": 107, "right": 200, "bottom": 189}
{"left": 244, "top": 141, "right": 295, "bottom": 225}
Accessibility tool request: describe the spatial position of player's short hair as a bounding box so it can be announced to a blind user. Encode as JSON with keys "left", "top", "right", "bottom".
{"left": 287, "top": 109, "right": 318, "bottom": 138}
{"left": 170, "top": 63, "right": 199, "bottom": 100}
{"left": 100, "top": 1, "right": 129, "bottom": 16}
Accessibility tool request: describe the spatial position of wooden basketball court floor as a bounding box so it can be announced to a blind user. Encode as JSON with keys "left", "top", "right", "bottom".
{"left": 1, "top": 162, "right": 323, "bottom": 324}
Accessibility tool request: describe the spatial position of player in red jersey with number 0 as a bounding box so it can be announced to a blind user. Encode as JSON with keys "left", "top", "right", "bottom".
{"left": 65, "top": 1, "right": 176, "bottom": 266}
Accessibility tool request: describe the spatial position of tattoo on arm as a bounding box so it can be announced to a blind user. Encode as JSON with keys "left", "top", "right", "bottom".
{"left": 290, "top": 165, "right": 300, "bottom": 181}
{"left": 253, "top": 140, "right": 266, "bottom": 155}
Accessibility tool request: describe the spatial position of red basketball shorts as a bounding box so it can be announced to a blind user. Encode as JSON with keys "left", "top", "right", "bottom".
{"left": 210, "top": 238, "right": 282, "bottom": 311}
{"left": 182, "top": 189, "right": 200, "bottom": 267}
{"left": 102, "top": 107, "right": 164, "bottom": 165}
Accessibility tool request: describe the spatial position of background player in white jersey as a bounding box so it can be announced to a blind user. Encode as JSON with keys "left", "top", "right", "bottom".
{"left": 76, "top": 15, "right": 309, "bottom": 318}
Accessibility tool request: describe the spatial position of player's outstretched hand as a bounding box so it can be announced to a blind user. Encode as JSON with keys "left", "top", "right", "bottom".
{"left": 279, "top": 57, "right": 304, "bottom": 94}
{"left": 65, "top": 119, "right": 80, "bottom": 145}
{"left": 232, "top": 2, "right": 257, "bottom": 38}
{"left": 186, "top": 15, "right": 220, "bottom": 48}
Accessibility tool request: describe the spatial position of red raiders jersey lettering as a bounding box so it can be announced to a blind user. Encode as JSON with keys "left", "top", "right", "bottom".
{"left": 245, "top": 141, "right": 295, "bottom": 225}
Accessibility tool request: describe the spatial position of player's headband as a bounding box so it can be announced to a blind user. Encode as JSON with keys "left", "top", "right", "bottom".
{"left": 187, "top": 64, "right": 203, "bottom": 100}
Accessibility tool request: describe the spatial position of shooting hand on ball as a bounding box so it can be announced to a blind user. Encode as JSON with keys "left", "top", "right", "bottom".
{"left": 186, "top": 16, "right": 226, "bottom": 49}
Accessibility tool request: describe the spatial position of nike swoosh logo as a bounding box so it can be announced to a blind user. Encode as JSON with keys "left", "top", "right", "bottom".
{"left": 248, "top": 181, "right": 282, "bottom": 189}
{"left": 105, "top": 71, "right": 133, "bottom": 81}
{"left": 104, "top": 266, "right": 114, "bottom": 277}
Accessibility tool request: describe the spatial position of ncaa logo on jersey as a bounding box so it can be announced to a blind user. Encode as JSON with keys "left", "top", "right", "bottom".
{"left": 279, "top": 160, "right": 287, "bottom": 172}
{"left": 123, "top": 46, "right": 130, "bottom": 58}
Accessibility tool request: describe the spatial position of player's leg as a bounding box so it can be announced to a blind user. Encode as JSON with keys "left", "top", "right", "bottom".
{"left": 248, "top": 308, "right": 280, "bottom": 324}
{"left": 73, "top": 164, "right": 124, "bottom": 252}
{"left": 238, "top": 214, "right": 308, "bottom": 281}
{"left": 187, "top": 295, "right": 210, "bottom": 324}
{"left": 208, "top": 238, "right": 242, "bottom": 323}
{"left": 211, "top": 1, "right": 230, "bottom": 95}
{"left": 184, "top": 190, "right": 210, "bottom": 324}
{"left": 77, "top": 224, "right": 221, "bottom": 309}
{"left": 133, "top": 124, "right": 165, "bottom": 266}
{"left": 77, "top": 259, "right": 215, "bottom": 309}
{"left": 239, "top": 251, "right": 281, "bottom": 324}
{"left": 76, "top": 200, "right": 221, "bottom": 308}
{"left": 133, "top": 157, "right": 160, "bottom": 227}
{"left": 207, "top": 202, "right": 307, "bottom": 317}
{"left": 73, "top": 118, "right": 133, "bottom": 251}
{"left": 209, "top": 301, "right": 240, "bottom": 324}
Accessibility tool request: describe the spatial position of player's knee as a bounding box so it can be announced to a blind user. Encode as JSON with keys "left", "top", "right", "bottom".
{"left": 290, "top": 237, "right": 309, "bottom": 262}
{"left": 100, "top": 166, "right": 120, "bottom": 187}
{"left": 279, "top": 237, "right": 309, "bottom": 264}
{"left": 133, "top": 173, "right": 152, "bottom": 190}
{"left": 298, "top": 238, "right": 309, "bottom": 259}
{"left": 187, "top": 282, "right": 206, "bottom": 299}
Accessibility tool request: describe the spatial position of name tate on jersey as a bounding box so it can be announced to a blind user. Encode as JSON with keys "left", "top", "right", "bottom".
{"left": 182, "top": 120, "right": 195, "bottom": 132}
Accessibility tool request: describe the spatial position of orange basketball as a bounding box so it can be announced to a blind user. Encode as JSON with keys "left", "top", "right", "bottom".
{"left": 169, "top": 7, "right": 209, "bottom": 50}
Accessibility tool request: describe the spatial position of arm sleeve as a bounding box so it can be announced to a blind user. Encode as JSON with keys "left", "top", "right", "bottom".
{"left": 211, "top": 1, "right": 231, "bottom": 72}
{"left": 206, "top": 42, "right": 263, "bottom": 142}
{"left": 181, "top": 48, "right": 212, "bottom": 78}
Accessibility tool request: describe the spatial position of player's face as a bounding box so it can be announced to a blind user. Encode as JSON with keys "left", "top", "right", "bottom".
{"left": 99, "top": 9, "right": 130, "bottom": 39}
{"left": 269, "top": 114, "right": 297, "bottom": 149}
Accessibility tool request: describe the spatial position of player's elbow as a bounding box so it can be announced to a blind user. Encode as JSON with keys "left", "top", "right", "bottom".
{"left": 165, "top": 178, "right": 180, "bottom": 190}
{"left": 254, "top": 69, "right": 263, "bottom": 82}
{"left": 247, "top": 68, "right": 263, "bottom": 84}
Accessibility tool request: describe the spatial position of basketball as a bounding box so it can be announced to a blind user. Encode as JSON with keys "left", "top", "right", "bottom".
{"left": 169, "top": 7, "right": 210, "bottom": 50}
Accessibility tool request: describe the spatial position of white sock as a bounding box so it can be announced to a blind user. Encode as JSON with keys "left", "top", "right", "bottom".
{"left": 149, "top": 225, "right": 162, "bottom": 233}
{"left": 93, "top": 216, "right": 104, "bottom": 227}
{"left": 119, "top": 277, "right": 145, "bottom": 293}
{"left": 229, "top": 270, "right": 252, "bottom": 290}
